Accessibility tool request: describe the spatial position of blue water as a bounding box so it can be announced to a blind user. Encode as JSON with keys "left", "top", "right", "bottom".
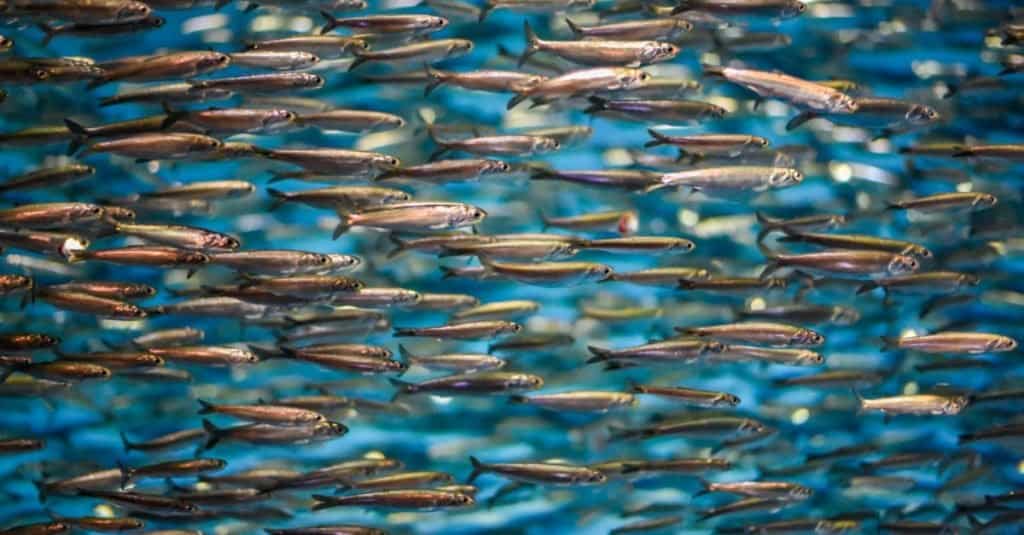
{"left": 2, "top": 0, "right": 1024, "bottom": 533}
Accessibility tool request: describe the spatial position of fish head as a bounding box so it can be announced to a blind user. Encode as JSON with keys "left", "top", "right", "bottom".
{"left": 76, "top": 203, "right": 106, "bottom": 220}
{"left": 333, "top": 0, "right": 367, "bottom": 8}
{"left": 581, "top": 470, "right": 608, "bottom": 484}
{"left": 977, "top": 193, "right": 998, "bottom": 208}
{"left": 517, "top": 373, "right": 544, "bottom": 389}
{"left": 570, "top": 0, "right": 596, "bottom": 7}
{"left": 701, "top": 104, "right": 727, "bottom": 120}
{"left": 149, "top": 16, "right": 166, "bottom": 28}
{"left": 753, "top": 136, "right": 770, "bottom": 148}
{"left": 376, "top": 154, "right": 401, "bottom": 170}
{"left": 265, "top": 109, "right": 297, "bottom": 128}
{"left": 739, "top": 419, "right": 765, "bottom": 433}
{"left": 790, "top": 485, "right": 814, "bottom": 498}
{"left": 887, "top": 254, "right": 919, "bottom": 274}
{"left": 769, "top": 168, "right": 803, "bottom": 187}
{"left": 943, "top": 396, "right": 969, "bottom": 414}
{"left": 703, "top": 341, "right": 726, "bottom": 353}
{"left": 782, "top": 0, "right": 806, "bottom": 17}
{"left": 453, "top": 39, "right": 475, "bottom": 53}
{"left": 675, "top": 239, "right": 696, "bottom": 252}
{"left": 115, "top": 303, "right": 145, "bottom": 318}
{"left": 116, "top": 0, "right": 152, "bottom": 21}
{"left": 716, "top": 393, "right": 741, "bottom": 406}
{"left": 991, "top": 336, "right": 1018, "bottom": 351}
{"left": 590, "top": 263, "right": 614, "bottom": 281}
{"left": 831, "top": 306, "right": 860, "bottom": 325}
{"left": 29, "top": 66, "right": 51, "bottom": 82}
{"left": 465, "top": 205, "right": 488, "bottom": 224}
{"left": 907, "top": 104, "right": 940, "bottom": 124}
{"left": 382, "top": 115, "right": 406, "bottom": 130}
{"left": 617, "top": 211, "right": 638, "bottom": 235}
{"left": 449, "top": 492, "right": 476, "bottom": 506}
{"left": 304, "top": 74, "right": 326, "bottom": 88}
{"left": 199, "top": 52, "right": 232, "bottom": 71}
{"left": 797, "top": 350, "right": 824, "bottom": 365}
{"left": 904, "top": 244, "right": 932, "bottom": 258}
{"left": 0, "top": 37, "right": 12, "bottom": 51}
{"left": 325, "top": 253, "right": 360, "bottom": 270}
{"left": 483, "top": 159, "right": 512, "bottom": 174}
{"left": 640, "top": 42, "right": 679, "bottom": 64}
{"left": 959, "top": 273, "right": 980, "bottom": 287}
{"left": 534, "top": 136, "right": 560, "bottom": 153}
{"left": 425, "top": 16, "right": 449, "bottom": 30}
{"left": 795, "top": 329, "right": 824, "bottom": 346}
{"left": 619, "top": 69, "right": 651, "bottom": 89}
{"left": 829, "top": 93, "right": 859, "bottom": 114}
{"left": 827, "top": 214, "right": 848, "bottom": 228}
{"left": 180, "top": 251, "right": 211, "bottom": 265}
{"left": 333, "top": 277, "right": 363, "bottom": 292}
{"left": 215, "top": 234, "right": 242, "bottom": 250}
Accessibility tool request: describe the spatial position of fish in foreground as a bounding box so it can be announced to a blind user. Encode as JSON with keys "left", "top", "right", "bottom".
{"left": 646, "top": 166, "right": 803, "bottom": 193}
{"left": 507, "top": 67, "right": 650, "bottom": 109}
{"left": 610, "top": 417, "right": 765, "bottom": 441}
{"left": 760, "top": 249, "right": 919, "bottom": 278}
{"left": 312, "top": 489, "right": 474, "bottom": 510}
{"left": 394, "top": 320, "right": 520, "bottom": 339}
{"left": 886, "top": 192, "right": 998, "bottom": 213}
{"left": 629, "top": 383, "right": 739, "bottom": 407}
{"left": 333, "top": 202, "right": 486, "bottom": 238}
{"left": 201, "top": 419, "right": 347, "bottom": 450}
{"left": 882, "top": 332, "right": 1017, "bottom": 354}
{"left": 856, "top": 391, "right": 969, "bottom": 415}
{"left": 521, "top": 21, "right": 678, "bottom": 67}
{"left": 468, "top": 456, "right": 607, "bottom": 485}
{"left": 679, "top": 322, "right": 824, "bottom": 346}
{"left": 197, "top": 399, "right": 326, "bottom": 426}
{"left": 587, "top": 339, "right": 723, "bottom": 365}
{"left": 510, "top": 391, "right": 636, "bottom": 412}
{"left": 390, "top": 372, "right": 543, "bottom": 397}
{"left": 398, "top": 346, "right": 506, "bottom": 372}
{"left": 470, "top": 260, "right": 613, "bottom": 286}
{"left": 703, "top": 63, "right": 857, "bottom": 113}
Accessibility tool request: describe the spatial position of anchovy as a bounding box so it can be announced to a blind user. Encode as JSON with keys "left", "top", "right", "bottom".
{"left": 349, "top": 39, "right": 473, "bottom": 71}
{"left": 507, "top": 67, "right": 650, "bottom": 109}
{"left": 390, "top": 371, "right": 543, "bottom": 397}
{"left": 88, "top": 51, "right": 230, "bottom": 88}
{"left": 857, "top": 392, "right": 969, "bottom": 415}
{"left": 679, "top": 322, "right": 824, "bottom": 346}
{"left": 312, "top": 489, "right": 473, "bottom": 510}
{"left": 886, "top": 192, "right": 998, "bottom": 212}
{"left": 522, "top": 21, "right": 677, "bottom": 67}
{"left": 295, "top": 109, "right": 405, "bottom": 133}
{"left": 585, "top": 96, "right": 725, "bottom": 123}
{"left": 587, "top": 339, "right": 723, "bottom": 365}
{"left": 885, "top": 331, "right": 1017, "bottom": 354}
{"left": 468, "top": 456, "right": 607, "bottom": 485}
{"left": 228, "top": 50, "right": 320, "bottom": 71}
{"left": 197, "top": 399, "right": 326, "bottom": 426}
{"left": 334, "top": 202, "right": 485, "bottom": 237}
{"left": 377, "top": 159, "right": 510, "bottom": 183}
{"left": 424, "top": 67, "right": 546, "bottom": 96}
{"left": 703, "top": 63, "right": 856, "bottom": 113}
{"left": 399, "top": 346, "right": 506, "bottom": 372}
{"left": 629, "top": 383, "right": 740, "bottom": 407}
{"left": 479, "top": 0, "right": 594, "bottom": 21}
{"left": 246, "top": 36, "right": 368, "bottom": 59}
{"left": 188, "top": 73, "right": 324, "bottom": 94}
{"left": 320, "top": 12, "right": 448, "bottom": 34}
{"left": 761, "top": 250, "right": 919, "bottom": 278}
{"left": 647, "top": 166, "right": 803, "bottom": 193}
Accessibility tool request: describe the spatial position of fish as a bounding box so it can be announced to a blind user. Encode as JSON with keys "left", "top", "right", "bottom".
{"left": 68, "top": 246, "right": 209, "bottom": 268}
{"left": 228, "top": 50, "right": 320, "bottom": 71}
{"left": 348, "top": 39, "right": 474, "bottom": 71}
{"left": 245, "top": 36, "right": 368, "bottom": 59}
{"left": 479, "top": 0, "right": 594, "bottom": 21}
{"left": 399, "top": 346, "right": 506, "bottom": 372}
{"left": 507, "top": 67, "right": 651, "bottom": 109}
{"left": 522, "top": 21, "right": 678, "bottom": 67}
{"left": 856, "top": 391, "right": 969, "bottom": 415}
{"left": 646, "top": 166, "right": 803, "bottom": 194}
{"left": 628, "top": 383, "right": 740, "bottom": 407}
{"left": 268, "top": 186, "right": 410, "bottom": 210}
{"left": 882, "top": 332, "right": 1017, "bottom": 354}
{"left": 429, "top": 131, "right": 560, "bottom": 160}
{"left": 542, "top": 210, "right": 637, "bottom": 233}
{"left": 201, "top": 419, "right": 347, "bottom": 450}
{"left": 188, "top": 73, "right": 325, "bottom": 94}
{"left": 703, "top": 63, "right": 857, "bottom": 113}
{"left": 3, "top": 0, "right": 152, "bottom": 23}
{"left": 197, "top": 399, "right": 326, "bottom": 426}
{"left": 424, "top": 67, "right": 547, "bottom": 96}
{"left": 467, "top": 456, "right": 607, "bottom": 485}
{"left": 319, "top": 12, "right": 448, "bottom": 34}
{"left": 776, "top": 230, "right": 932, "bottom": 258}
{"left": 311, "top": 489, "right": 474, "bottom": 510}
{"left": 678, "top": 322, "right": 824, "bottom": 346}
{"left": 0, "top": 164, "right": 95, "bottom": 194}
{"left": 147, "top": 345, "right": 259, "bottom": 366}
{"left": 119, "top": 458, "right": 226, "bottom": 486}
{"left": 760, "top": 249, "right": 919, "bottom": 279}
{"left": 565, "top": 17, "right": 692, "bottom": 40}
{"left": 88, "top": 51, "right": 231, "bottom": 88}
{"left": 294, "top": 109, "right": 405, "bottom": 133}
{"left": 530, "top": 167, "right": 658, "bottom": 190}
{"left": 584, "top": 96, "right": 726, "bottom": 123}
{"left": 99, "top": 83, "right": 234, "bottom": 107}
{"left": 509, "top": 391, "right": 636, "bottom": 412}
{"left": 376, "top": 159, "right": 511, "bottom": 183}
{"left": 394, "top": 320, "right": 520, "bottom": 339}
{"left": 334, "top": 202, "right": 486, "bottom": 237}
{"left": 390, "top": 371, "right": 543, "bottom": 397}
{"left": 610, "top": 416, "right": 765, "bottom": 441}
{"left": 120, "top": 428, "right": 206, "bottom": 452}
{"left": 586, "top": 339, "right": 723, "bottom": 365}
{"left": 886, "top": 192, "right": 998, "bottom": 213}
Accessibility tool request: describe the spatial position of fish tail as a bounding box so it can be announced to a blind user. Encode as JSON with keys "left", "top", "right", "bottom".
{"left": 477, "top": 2, "right": 492, "bottom": 22}
{"left": 160, "top": 101, "right": 187, "bottom": 130}
{"left": 508, "top": 394, "right": 527, "bottom": 404}
{"left": 266, "top": 188, "right": 289, "bottom": 211}
{"left": 785, "top": 111, "right": 818, "bottom": 131}
{"left": 387, "top": 377, "right": 415, "bottom": 401}
{"left": 347, "top": 52, "right": 368, "bottom": 72}
{"left": 332, "top": 217, "right": 351, "bottom": 240}
{"left": 643, "top": 128, "right": 671, "bottom": 148}
{"left": 879, "top": 336, "right": 899, "bottom": 351}
{"left": 520, "top": 21, "right": 542, "bottom": 68}
{"left": 310, "top": 495, "right": 337, "bottom": 511}
{"left": 118, "top": 431, "right": 137, "bottom": 451}
{"left": 641, "top": 180, "right": 670, "bottom": 194}
{"left": 423, "top": 65, "right": 447, "bottom": 96}
{"left": 385, "top": 233, "right": 409, "bottom": 259}
{"left": 942, "top": 82, "right": 959, "bottom": 99}
{"left": 564, "top": 17, "right": 584, "bottom": 37}
{"left": 758, "top": 261, "right": 781, "bottom": 280}
{"left": 197, "top": 398, "right": 216, "bottom": 414}
{"left": 467, "top": 455, "right": 486, "bottom": 483}
{"left": 439, "top": 265, "right": 460, "bottom": 280}
{"left": 583, "top": 96, "right": 608, "bottom": 115}
{"left": 117, "top": 461, "right": 133, "bottom": 489}
{"left": 951, "top": 147, "right": 973, "bottom": 158}
{"left": 506, "top": 92, "right": 529, "bottom": 110}
{"left": 856, "top": 281, "right": 879, "bottom": 295}
{"left": 36, "top": 23, "right": 55, "bottom": 46}
{"left": 33, "top": 480, "right": 48, "bottom": 503}
{"left": 200, "top": 418, "right": 222, "bottom": 451}
{"left": 393, "top": 328, "right": 415, "bottom": 337}
{"left": 753, "top": 210, "right": 779, "bottom": 229}
{"left": 585, "top": 345, "right": 613, "bottom": 363}
{"left": 700, "top": 62, "right": 724, "bottom": 78}
{"left": 319, "top": 10, "right": 340, "bottom": 34}
{"left": 63, "top": 118, "right": 90, "bottom": 156}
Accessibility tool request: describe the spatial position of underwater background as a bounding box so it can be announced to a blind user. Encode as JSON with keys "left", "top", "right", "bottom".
{"left": 1, "top": 0, "right": 1024, "bottom": 533}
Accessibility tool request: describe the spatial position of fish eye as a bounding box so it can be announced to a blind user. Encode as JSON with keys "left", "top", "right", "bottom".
{"left": 435, "top": 17, "right": 447, "bottom": 26}
{"left": 153, "top": 17, "right": 165, "bottom": 26}
{"left": 31, "top": 68, "right": 50, "bottom": 80}
{"left": 640, "top": 72, "right": 651, "bottom": 81}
